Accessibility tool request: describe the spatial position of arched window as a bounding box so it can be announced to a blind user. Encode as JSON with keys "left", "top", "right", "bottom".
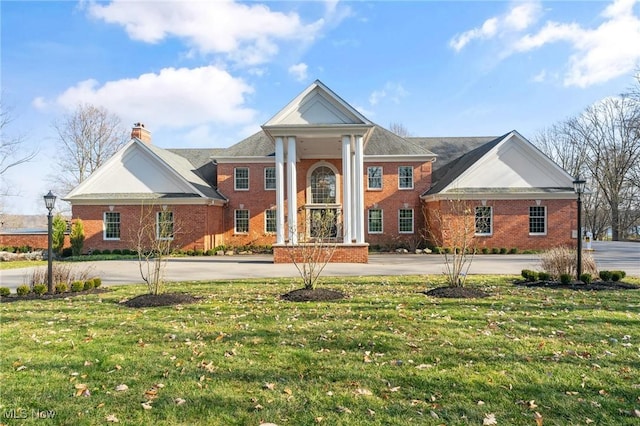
{"left": 310, "top": 166, "right": 336, "bottom": 204}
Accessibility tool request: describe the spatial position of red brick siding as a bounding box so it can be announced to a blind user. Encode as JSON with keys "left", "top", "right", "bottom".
{"left": 0, "top": 233, "right": 69, "bottom": 250}
{"left": 71, "top": 204, "right": 223, "bottom": 253}
{"left": 424, "top": 199, "right": 575, "bottom": 250}
{"left": 273, "top": 245, "right": 368, "bottom": 263}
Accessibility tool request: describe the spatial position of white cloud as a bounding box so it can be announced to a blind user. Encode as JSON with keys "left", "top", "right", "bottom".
{"left": 87, "top": 0, "right": 325, "bottom": 66}
{"left": 288, "top": 63, "right": 309, "bottom": 82}
{"left": 368, "top": 82, "right": 408, "bottom": 106}
{"left": 532, "top": 69, "right": 547, "bottom": 83}
{"left": 450, "top": 1, "right": 541, "bottom": 51}
{"left": 50, "top": 66, "right": 256, "bottom": 129}
{"left": 513, "top": 0, "right": 640, "bottom": 87}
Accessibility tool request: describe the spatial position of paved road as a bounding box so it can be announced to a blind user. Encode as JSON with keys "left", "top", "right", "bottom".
{"left": 1, "top": 241, "right": 638, "bottom": 289}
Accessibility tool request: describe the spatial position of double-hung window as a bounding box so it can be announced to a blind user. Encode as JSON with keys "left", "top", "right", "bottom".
{"left": 264, "top": 210, "right": 276, "bottom": 233}
{"left": 529, "top": 206, "right": 546, "bottom": 235}
{"left": 475, "top": 206, "right": 492, "bottom": 235}
{"left": 367, "top": 166, "right": 382, "bottom": 190}
{"left": 234, "top": 167, "right": 249, "bottom": 190}
{"left": 368, "top": 209, "right": 383, "bottom": 234}
{"left": 398, "top": 166, "right": 413, "bottom": 189}
{"left": 103, "top": 212, "right": 120, "bottom": 240}
{"left": 264, "top": 167, "right": 276, "bottom": 190}
{"left": 235, "top": 209, "right": 249, "bottom": 234}
{"left": 156, "top": 211, "right": 174, "bottom": 240}
{"left": 399, "top": 209, "right": 414, "bottom": 233}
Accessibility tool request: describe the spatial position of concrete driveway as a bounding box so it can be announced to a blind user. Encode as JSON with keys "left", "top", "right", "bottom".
{"left": 1, "top": 241, "right": 638, "bottom": 290}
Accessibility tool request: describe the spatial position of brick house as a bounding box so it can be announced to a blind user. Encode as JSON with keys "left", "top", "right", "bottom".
{"left": 64, "top": 80, "right": 578, "bottom": 263}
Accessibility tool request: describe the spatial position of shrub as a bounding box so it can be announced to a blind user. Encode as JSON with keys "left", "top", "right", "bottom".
{"left": 194, "top": 249, "right": 204, "bottom": 256}
{"left": 83, "top": 280, "right": 95, "bottom": 291}
{"left": 101, "top": 249, "right": 111, "bottom": 255}
{"left": 112, "top": 249, "right": 122, "bottom": 255}
{"left": 70, "top": 219, "right": 85, "bottom": 256}
{"left": 538, "top": 272, "right": 551, "bottom": 281}
{"left": 580, "top": 273, "right": 593, "bottom": 284}
{"left": 16, "top": 285, "right": 30, "bottom": 296}
{"left": 611, "top": 271, "right": 622, "bottom": 282}
{"left": 0, "top": 287, "right": 10, "bottom": 297}
{"left": 499, "top": 247, "right": 508, "bottom": 254}
{"left": 432, "top": 247, "right": 443, "bottom": 254}
{"left": 61, "top": 247, "right": 73, "bottom": 257}
{"left": 612, "top": 270, "right": 626, "bottom": 279}
{"left": 121, "top": 248, "right": 132, "bottom": 255}
{"left": 186, "top": 249, "right": 195, "bottom": 256}
{"left": 33, "top": 284, "right": 47, "bottom": 295}
{"left": 205, "top": 249, "right": 216, "bottom": 256}
{"left": 52, "top": 214, "right": 67, "bottom": 256}
{"left": 91, "top": 249, "right": 101, "bottom": 255}
{"left": 491, "top": 248, "right": 500, "bottom": 254}
{"left": 481, "top": 247, "right": 490, "bottom": 254}
{"left": 521, "top": 269, "right": 538, "bottom": 282}
{"left": 521, "top": 269, "right": 533, "bottom": 279}
{"left": 509, "top": 248, "right": 519, "bottom": 254}
{"left": 560, "top": 274, "right": 572, "bottom": 285}
{"left": 55, "top": 282, "right": 68, "bottom": 293}
{"left": 540, "top": 246, "right": 597, "bottom": 279}
{"left": 443, "top": 247, "right": 452, "bottom": 254}
{"left": 92, "top": 277, "right": 102, "bottom": 288}
{"left": 599, "top": 270, "right": 612, "bottom": 281}
{"left": 71, "top": 281, "right": 84, "bottom": 292}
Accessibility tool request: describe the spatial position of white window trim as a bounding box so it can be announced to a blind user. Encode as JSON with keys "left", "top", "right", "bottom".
{"left": 475, "top": 206, "right": 493, "bottom": 236}
{"left": 398, "top": 166, "right": 414, "bottom": 190}
{"left": 367, "top": 166, "right": 383, "bottom": 190}
{"left": 264, "top": 167, "right": 276, "bottom": 191}
{"left": 306, "top": 161, "right": 340, "bottom": 205}
{"left": 529, "top": 206, "right": 547, "bottom": 236}
{"left": 156, "top": 211, "right": 174, "bottom": 241}
{"left": 234, "top": 209, "right": 249, "bottom": 234}
{"left": 368, "top": 209, "right": 384, "bottom": 234}
{"left": 234, "top": 167, "right": 249, "bottom": 191}
{"left": 398, "top": 208, "right": 414, "bottom": 234}
{"left": 103, "top": 211, "right": 120, "bottom": 241}
{"left": 264, "top": 209, "right": 276, "bottom": 234}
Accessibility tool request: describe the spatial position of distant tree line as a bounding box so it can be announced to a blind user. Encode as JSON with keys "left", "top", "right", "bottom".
{"left": 533, "top": 73, "right": 640, "bottom": 241}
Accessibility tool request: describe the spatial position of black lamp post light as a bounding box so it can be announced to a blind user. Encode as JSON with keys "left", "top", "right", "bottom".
{"left": 573, "top": 177, "right": 586, "bottom": 281}
{"left": 44, "top": 190, "right": 57, "bottom": 294}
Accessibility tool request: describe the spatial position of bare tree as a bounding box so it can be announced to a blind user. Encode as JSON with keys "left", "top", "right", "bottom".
{"left": 131, "top": 204, "right": 179, "bottom": 295}
{"left": 424, "top": 198, "right": 476, "bottom": 287}
{"left": 389, "top": 122, "right": 411, "bottom": 138}
{"left": 0, "top": 100, "right": 38, "bottom": 194}
{"left": 286, "top": 209, "right": 338, "bottom": 290}
{"left": 52, "top": 104, "right": 128, "bottom": 194}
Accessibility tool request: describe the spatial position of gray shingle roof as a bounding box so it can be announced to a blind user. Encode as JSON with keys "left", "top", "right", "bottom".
{"left": 421, "top": 133, "right": 509, "bottom": 196}
{"left": 365, "top": 126, "right": 434, "bottom": 156}
{"left": 216, "top": 131, "right": 275, "bottom": 157}
{"left": 408, "top": 136, "right": 497, "bottom": 171}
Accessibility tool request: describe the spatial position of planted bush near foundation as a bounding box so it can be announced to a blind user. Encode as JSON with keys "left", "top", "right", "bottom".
{"left": 599, "top": 270, "right": 612, "bottom": 281}
{"left": 33, "top": 284, "right": 47, "bottom": 295}
{"left": 521, "top": 269, "right": 538, "bottom": 282}
{"left": 92, "top": 277, "right": 102, "bottom": 288}
{"left": 55, "top": 282, "right": 68, "bottom": 293}
{"left": 83, "top": 280, "right": 95, "bottom": 291}
{"left": 538, "top": 271, "right": 551, "bottom": 281}
{"left": 0, "top": 287, "right": 10, "bottom": 297}
{"left": 580, "top": 273, "right": 593, "bottom": 284}
{"left": 491, "top": 247, "right": 500, "bottom": 254}
{"left": 560, "top": 273, "right": 572, "bottom": 285}
{"left": 71, "top": 281, "right": 84, "bottom": 292}
{"left": 611, "top": 271, "right": 622, "bottom": 282}
{"left": 16, "top": 285, "right": 30, "bottom": 296}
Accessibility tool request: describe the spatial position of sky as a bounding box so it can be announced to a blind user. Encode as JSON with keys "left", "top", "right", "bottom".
{"left": 2, "top": 0, "right": 639, "bottom": 216}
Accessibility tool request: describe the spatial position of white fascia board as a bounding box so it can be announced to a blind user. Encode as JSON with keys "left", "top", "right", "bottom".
{"left": 215, "top": 156, "right": 276, "bottom": 164}
{"left": 262, "top": 124, "right": 373, "bottom": 137}
{"left": 421, "top": 191, "right": 576, "bottom": 202}
{"left": 137, "top": 141, "right": 209, "bottom": 199}
{"left": 365, "top": 155, "right": 436, "bottom": 163}
{"left": 68, "top": 197, "right": 226, "bottom": 206}
{"left": 65, "top": 139, "right": 136, "bottom": 199}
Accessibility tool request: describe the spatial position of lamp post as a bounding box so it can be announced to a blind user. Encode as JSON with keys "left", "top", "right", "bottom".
{"left": 573, "top": 177, "right": 586, "bottom": 281}
{"left": 43, "top": 190, "right": 57, "bottom": 294}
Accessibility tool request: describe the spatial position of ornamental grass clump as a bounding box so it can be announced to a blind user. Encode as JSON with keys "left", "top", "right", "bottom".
{"left": 539, "top": 246, "right": 597, "bottom": 279}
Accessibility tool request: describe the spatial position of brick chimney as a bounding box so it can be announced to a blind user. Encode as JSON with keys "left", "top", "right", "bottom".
{"left": 131, "top": 122, "right": 151, "bottom": 144}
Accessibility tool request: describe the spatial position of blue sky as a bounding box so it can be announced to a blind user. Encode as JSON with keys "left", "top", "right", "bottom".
{"left": 2, "top": 0, "right": 639, "bottom": 215}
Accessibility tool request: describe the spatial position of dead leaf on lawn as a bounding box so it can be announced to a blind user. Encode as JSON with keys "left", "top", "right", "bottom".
{"left": 141, "top": 402, "right": 153, "bottom": 410}
{"left": 174, "top": 397, "right": 186, "bottom": 406}
{"left": 355, "top": 388, "right": 373, "bottom": 396}
{"left": 105, "top": 414, "right": 119, "bottom": 422}
{"left": 114, "top": 384, "right": 128, "bottom": 392}
{"left": 534, "top": 411, "right": 543, "bottom": 426}
{"left": 483, "top": 413, "right": 497, "bottom": 425}
{"left": 633, "top": 409, "right": 640, "bottom": 418}
{"left": 264, "top": 382, "right": 276, "bottom": 390}
{"left": 283, "top": 388, "right": 292, "bottom": 395}
{"left": 527, "top": 400, "right": 538, "bottom": 409}
{"left": 337, "top": 406, "right": 352, "bottom": 414}
{"left": 74, "top": 383, "right": 90, "bottom": 397}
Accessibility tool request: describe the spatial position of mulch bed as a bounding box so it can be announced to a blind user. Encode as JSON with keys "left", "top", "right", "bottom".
{"left": 0, "top": 288, "right": 110, "bottom": 303}
{"left": 423, "top": 286, "right": 490, "bottom": 299}
{"left": 122, "top": 293, "right": 201, "bottom": 308}
{"left": 515, "top": 280, "right": 639, "bottom": 291}
{"left": 281, "top": 288, "right": 347, "bottom": 302}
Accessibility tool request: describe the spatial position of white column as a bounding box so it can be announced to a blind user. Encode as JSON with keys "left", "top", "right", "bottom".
{"left": 350, "top": 149, "right": 357, "bottom": 243}
{"left": 341, "top": 135, "right": 352, "bottom": 243}
{"left": 354, "top": 135, "right": 365, "bottom": 243}
{"left": 287, "top": 136, "right": 298, "bottom": 244}
{"left": 275, "top": 137, "right": 285, "bottom": 245}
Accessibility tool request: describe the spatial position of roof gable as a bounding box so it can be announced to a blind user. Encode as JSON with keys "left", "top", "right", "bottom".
{"left": 264, "top": 80, "right": 372, "bottom": 127}
{"left": 425, "top": 131, "right": 576, "bottom": 197}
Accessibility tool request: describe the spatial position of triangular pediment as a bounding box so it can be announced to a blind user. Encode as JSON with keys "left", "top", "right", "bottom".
{"left": 264, "top": 80, "right": 371, "bottom": 127}
{"left": 65, "top": 140, "right": 198, "bottom": 199}
{"left": 443, "top": 132, "right": 575, "bottom": 192}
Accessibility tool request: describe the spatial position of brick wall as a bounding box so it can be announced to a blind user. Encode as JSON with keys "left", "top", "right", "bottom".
{"left": 424, "top": 198, "right": 575, "bottom": 250}
{"left": 273, "top": 244, "right": 368, "bottom": 263}
{"left": 71, "top": 204, "right": 224, "bottom": 253}
{"left": 0, "top": 233, "right": 69, "bottom": 250}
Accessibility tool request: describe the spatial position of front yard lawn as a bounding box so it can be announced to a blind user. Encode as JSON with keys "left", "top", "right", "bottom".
{"left": 1, "top": 275, "right": 638, "bottom": 425}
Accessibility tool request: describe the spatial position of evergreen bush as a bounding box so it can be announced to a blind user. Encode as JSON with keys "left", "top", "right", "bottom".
{"left": 55, "top": 283, "right": 68, "bottom": 293}
{"left": 0, "top": 287, "right": 10, "bottom": 297}
{"left": 560, "top": 274, "right": 572, "bottom": 285}
{"left": 16, "top": 285, "right": 30, "bottom": 296}
{"left": 33, "top": 284, "right": 47, "bottom": 295}
{"left": 71, "top": 281, "right": 84, "bottom": 292}
{"left": 599, "top": 270, "right": 612, "bottom": 281}
{"left": 580, "top": 273, "right": 592, "bottom": 284}
{"left": 70, "top": 219, "right": 85, "bottom": 257}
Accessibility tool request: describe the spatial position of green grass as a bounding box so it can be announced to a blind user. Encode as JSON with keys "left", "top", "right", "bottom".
{"left": 1, "top": 275, "right": 639, "bottom": 425}
{"left": 0, "top": 260, "right": 46, "bottom": 270}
